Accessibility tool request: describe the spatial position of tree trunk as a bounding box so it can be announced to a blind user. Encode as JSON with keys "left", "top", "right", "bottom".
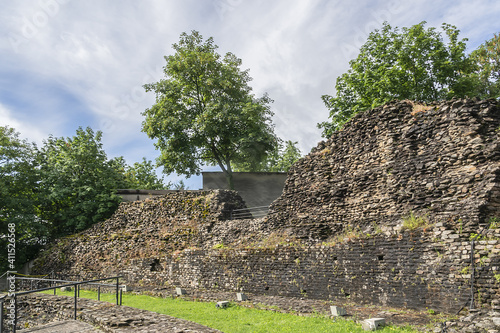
{"left": 224, "top": 160, "right": 234, "bottom": 190}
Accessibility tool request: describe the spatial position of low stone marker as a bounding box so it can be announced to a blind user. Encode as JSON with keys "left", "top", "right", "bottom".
{"left": 236, "top": 293, "right": 248, "bottom": 301}
{"left": 120, "top": 285, "right": 131, "bottom": 292}
{"left": 361, "top": 318, "right": 386, "bottom": 331}
{"left": 216, "top": 301, "right": 229, "bottom": 308}
{"left": 175, "top": 287, "right": 187, "bottom": 295}
{"left": 330, "top": 306, "right": 347, "bottom": 317}
{"left": 60, "top": 286, "right": 72, "bottom": 292}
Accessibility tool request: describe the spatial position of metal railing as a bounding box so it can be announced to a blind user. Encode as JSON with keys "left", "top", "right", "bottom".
{"left": 230, "top": 206, "right": 269, "bottom": 220}
{"left": 0, "top": 275, "right": 123, "bottom": 333}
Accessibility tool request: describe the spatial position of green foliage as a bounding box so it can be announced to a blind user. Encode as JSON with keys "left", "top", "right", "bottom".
{"left": 233, "top": 139, "right": 302, "bottom": 172}
{"left": 1, "top": 125, "right": 170, "bottom": 270}
{"left": 401, "top": 211, "right": 430, "bottom": 231}
{"left": 488, "top": 217, "right": 500, "bottom": 229}
{"left": 142, "top": 31, "right": 278, "bottom": 189}
{"left": 122, "top": 157, "right": 169, "bottom": 190}
{"left": 319, "top": 22, "right": 476, "bottom": 137}
{"left": 0, "top": 126, "right": 45, "bottom": 271}
{"left": 469, "top": 233, "right": 482, "bottom": 241}
{"left": 36, "top": 127, "right": 127, "bottom": 237}
{"left": 468, "top": 33, "right": 500, "bottom": 99}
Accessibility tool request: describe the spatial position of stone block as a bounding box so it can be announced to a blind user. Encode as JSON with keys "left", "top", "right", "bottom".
{"left": 120, "top": 285, "right": 132, "bottom": 292}
{"left": 330, "top": 306, "right": 347, "bottom": 316}
{"left": 60, "top": 286, "right": 72, "bottom": 292}
{"left": 361, "top": 318, "right": 385, "bottom": 331}
{"left": 216, "top": 301, "right": 229, "bottom": 308}
{"left": 236, "top": 293, "right": 248, "bottom": 301}
{"left": 175, "top": 287, "right": 187, "bottom": 295}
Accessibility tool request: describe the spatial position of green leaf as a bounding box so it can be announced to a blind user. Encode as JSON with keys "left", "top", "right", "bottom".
{"left": 319, "top": 21, "right": 478, "bottom": 137}
{"left": 142, "top": 31, "right": 279, "bottom": 189}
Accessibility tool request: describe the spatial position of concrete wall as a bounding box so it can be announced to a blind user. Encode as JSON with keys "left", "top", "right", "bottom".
{"left": 117, "top": 189, "right": 195, "bottom": 202}
{"left": 202, "top": 172, "right": 287, "bottom": 208}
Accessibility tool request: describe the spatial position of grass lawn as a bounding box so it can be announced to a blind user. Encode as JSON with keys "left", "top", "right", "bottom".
{"left": 43, "top": 289, "right": 419, "bottom": 333}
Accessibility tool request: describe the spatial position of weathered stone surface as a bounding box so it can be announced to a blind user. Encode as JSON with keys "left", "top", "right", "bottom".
{"left": 268, "top": 98, "right": 500, "bottom": 241}
{"left": 32, "top": 190, "right": 251, "bottom": 275}
{"left": 19, "top": 320, "right": 102, "bottom": 333}
{"left": 330, "top": 305, "right": 347, "bottom": 316}
{"left": 361, "top": 317, "right": 385, "bottom": 331}
{"left": 29, "top": 99, "right": 500, "bottom": 329}
{"left": 17, "top": 294, "right": 220, "bottom": 332}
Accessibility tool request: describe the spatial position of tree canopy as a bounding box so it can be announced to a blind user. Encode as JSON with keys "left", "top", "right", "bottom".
{"left": 0, "top": 125, "right": 176, "bottom": 271}
{"left": 0, "top": 126, "right": 43, "bottom": 271}
{"left": 469, "top": 33, "right": 500, "bottom": 99}
{"left": 318, "top": 22, "right": 478, "bottom": 137}
{"left": 233, "top": 140, "right": 302, "bottom": 172}
{"left": 123, "top": 157, "right": 169, "bottom": 190}
{"left": 36, "top": 127, "right": 127, "bottom": 237}
{"left": 142, "top": 31, "right": 278, "bottom": 189}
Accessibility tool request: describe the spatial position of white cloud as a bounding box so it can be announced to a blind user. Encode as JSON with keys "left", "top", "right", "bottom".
{"left": 0, "top": 103, "right": 47, "bottom": 145}
{"left": 1, "top": 0, "right": 499, "bottom": 187}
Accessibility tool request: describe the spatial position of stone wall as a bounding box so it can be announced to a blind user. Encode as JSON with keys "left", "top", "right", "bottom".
{"left": 32, "top": 190, "right": 254, "bottom": 275}
{"left": 31, "top": 98, "right": 500, "bottom": 315}
{"left": 87, "top": 226, "right": 499, "bottom": 314}
{"left": 268, "top": 98, "right": 500, "bottom": 241}
{"left": 32, "top": 190, "right": 500, "bottom": 314}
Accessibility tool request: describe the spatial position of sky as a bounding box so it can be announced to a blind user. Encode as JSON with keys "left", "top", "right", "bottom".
{"left": 1, "top": 0, "right": 499, "bottom": 190}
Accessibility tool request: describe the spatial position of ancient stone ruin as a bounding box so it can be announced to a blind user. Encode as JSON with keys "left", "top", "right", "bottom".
{"left": 268, "top": 98, "right": 500, "bottom": 240}
{"left": 32, "top": 98, "right": 500, "bottom": 317}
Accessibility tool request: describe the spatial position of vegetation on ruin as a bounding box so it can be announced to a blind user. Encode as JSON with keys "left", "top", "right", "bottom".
{"left": 318, "top": 22, "right": 499, "bottom": 137}
{"left": 401, "top": 211, "right": 430, "bottom": 231}
{"left": 46, "top": 290, "right": 419, "bottom": 332}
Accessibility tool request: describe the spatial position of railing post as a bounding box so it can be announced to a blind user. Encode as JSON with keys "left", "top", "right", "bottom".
{"left": 74, "top": 284, "right": 77, "bottom": 320}
{"left": 13, "top": 295, "right": 17, "bottom": 333}
{"left": 116, "top": 278, "right": 119, "bottom": 305}
{"left": 120, "top": 288, "right": 123, "bottom": 305}
{"left": 470, "top": 239, "right": 476, "bottom": 310}
{"left": 98, "top": 286, "right": 101, "bottom": 301}
{"left": 0, "top": 298, "right": 4, "bottom": 333}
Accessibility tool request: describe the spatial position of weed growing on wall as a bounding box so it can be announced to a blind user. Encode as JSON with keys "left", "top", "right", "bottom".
{"left": 489, "top": 217, "right": 500, "bottom": 229}
{"left": 401, "top": 211, "right": 430, "bottom": 231}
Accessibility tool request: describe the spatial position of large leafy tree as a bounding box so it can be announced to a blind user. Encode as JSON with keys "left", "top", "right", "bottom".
{"left": 123, "top": 157, "right": 169, "bottom": 190}
{"left": 234, "top": 140, "right": 302, "bottom": 172}
{"left": 469, "top": 33, "right": 500, "bottom": 99}
{"left": 37, "top": 127, "right": 127, "bottom": 237}
{"left": 0, "top": 126, "right": 44, "bottom": 271}
{"left": 318, "top": 22, "right": 476, "bottom": 137}
{"left": 142, "top": 31, "right": 278, "bottom": 189}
